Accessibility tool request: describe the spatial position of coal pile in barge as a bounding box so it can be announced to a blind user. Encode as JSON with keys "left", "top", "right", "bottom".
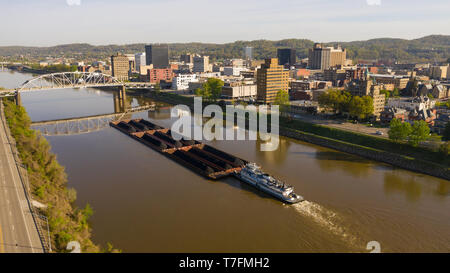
{"left": 110, "top": 119, "right": 247, "bottom": 179}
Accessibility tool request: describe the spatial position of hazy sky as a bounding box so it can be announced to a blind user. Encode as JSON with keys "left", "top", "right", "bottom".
{"left": 0, "top": 0, "right": 449, "bottom": 46}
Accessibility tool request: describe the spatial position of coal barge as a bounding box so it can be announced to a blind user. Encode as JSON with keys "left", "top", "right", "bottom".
{"left": 110, "top": 119, "right": 304, "bottom": 204}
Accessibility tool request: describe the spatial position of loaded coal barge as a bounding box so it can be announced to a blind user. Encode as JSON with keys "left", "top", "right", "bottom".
{"left": 110, "top": 119, "right": 304, "bottom": 204}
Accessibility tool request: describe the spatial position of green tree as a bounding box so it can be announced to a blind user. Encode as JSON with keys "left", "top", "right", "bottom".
{"left": 204, "top": 78, "right": 224, "bottom": 102}
{"left": 443, "top": 122, "right": 450, "bottom": 141}
{"left": 392, "top": 88, "right": 400, "bottom": 97}
{"left": 388, "top": 118, "right": 412, "bottom": 142}
{"left": 408, "top": 120, "right": 430, "bottom": 146}
{"left": 318, "top": 89, "right": 351, "bottom": 114}
{"left": 348, "top": 96, "right": 373, "bottom": 120}
{"left": 274, "top": 89, "right": 290, "bottom": 112}
{"left": 196, "top": 78, "right": 224, "bottom": 102}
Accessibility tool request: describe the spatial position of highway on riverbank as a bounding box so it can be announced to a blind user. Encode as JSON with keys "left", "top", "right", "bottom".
{"left": 0, "top": 102, "right": 43, "bottom": 253}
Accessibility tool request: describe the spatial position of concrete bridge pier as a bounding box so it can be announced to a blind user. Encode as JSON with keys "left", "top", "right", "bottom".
{"left": 15, "top": 92, "right": 21, "bottom": 106}
{"left": 113, "top": 86, "right": 130, "bottom": 113}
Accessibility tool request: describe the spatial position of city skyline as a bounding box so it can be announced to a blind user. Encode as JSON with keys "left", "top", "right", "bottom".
{"left": 0, "top": 0, "right": 449, "bottom": 46}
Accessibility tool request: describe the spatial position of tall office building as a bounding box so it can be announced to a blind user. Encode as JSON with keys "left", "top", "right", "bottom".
{"left": 124, "top": 54, "right": 136, "bottom": 73}
{"left": 145, "top": 44, "right": 169, "bottom": 69}
{"left": 277, "top": 48, "right": 296, "bottom": 67}
{"left": 308, "top": 43, "right": 346, "bottom": 70}
{"left": 111, "top": 53, "right": 130, "bottom": 81}
{"left": 243, "top": 46, "right": 253, "bottom": 60}
{"left": 256, "top": 58, "right": 289, "bottom": 104}
{"left": 135, "top": 52, "right": 146, "bottom": 73}
{"left": 193, "top": 56, "right": 210, "bottom": 73}
{"left": 180, "top": 54, "right": 194, "bottom": 64}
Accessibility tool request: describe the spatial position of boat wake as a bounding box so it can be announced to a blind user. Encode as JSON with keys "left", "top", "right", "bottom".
{"left": 292, "top": 201, "right": 361, "bottom": 248}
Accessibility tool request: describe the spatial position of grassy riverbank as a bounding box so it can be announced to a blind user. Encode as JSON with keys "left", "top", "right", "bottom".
{"left": 2, "top": 99, "right": 117, "bottom": 253}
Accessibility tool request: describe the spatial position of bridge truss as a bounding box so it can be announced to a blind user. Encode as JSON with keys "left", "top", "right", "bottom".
{"left": 30, "top": 105, "right": 155, "bottom": 136}
{"left": 18, "top": 72, "right": 123, "bottom": 92}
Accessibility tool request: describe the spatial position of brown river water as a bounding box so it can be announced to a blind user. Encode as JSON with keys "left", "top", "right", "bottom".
{"left": 1, "top": 70, "right": 449, "bottom": 252}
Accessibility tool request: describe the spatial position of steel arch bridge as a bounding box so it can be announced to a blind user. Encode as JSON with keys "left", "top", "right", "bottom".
{"left": 18, "top": 72, "right": 123, "bottom": 92}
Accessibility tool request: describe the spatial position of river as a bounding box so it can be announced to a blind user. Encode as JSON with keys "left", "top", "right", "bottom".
{"left": 1, "top": 70, "right": 449, "bottom": 253}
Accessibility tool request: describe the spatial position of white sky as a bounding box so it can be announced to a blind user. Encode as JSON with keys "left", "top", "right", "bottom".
{"left": 0, "top": 0, "right": 449, "bottom": 46}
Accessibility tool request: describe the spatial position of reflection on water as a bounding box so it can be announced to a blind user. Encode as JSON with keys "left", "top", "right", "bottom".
{"left": 2, "top": 70, "right": 450, "bottom": 253}
{"left": 255, "top": 137, "right": 291, "bottom": 166}
{"left": 384, "top": 172, "right": 423, "bottom": 202}
{"left": 436, "top": 181, "right": 450, "bottom": 197}
{"left": 314, "top": 151, "right": 372, "bottom": 178}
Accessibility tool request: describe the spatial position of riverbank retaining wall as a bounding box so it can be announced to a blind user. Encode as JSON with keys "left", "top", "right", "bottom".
{"left": 280, "top": 127, "right": 450, "bottom": 180}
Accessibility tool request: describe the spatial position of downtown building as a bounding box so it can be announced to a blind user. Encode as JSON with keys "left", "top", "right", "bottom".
{"left": 145, "top": 44, "right": 169, "bottom": 69}
{"left": 180, "top": 54, "right": 195, "bottom": 64}
{"left": 256, "top": 58, "right": 289, "bottom": 104}
{"left": 222, "top": 82, "right": 257, "bottom": 99}
{"left": 135, "top": 52, "right": 146, "bottom": 73}
{"left": 243, "top": 46, "right": 253, "bottom": 60}
{"left": 347, "top": 75, "right": 386, "bottom": 118}
{"left": 308, "top": 43, "right": 346, "bottom": 70}
{"left": 111, "top": 53, "right": 130, "bottom": 81}
{"left": 172, "top": 74, "right": 198, "bottom": 90}
{"left": 145, "top": 68, "right": 174, "bottom": 84}
{"left": 277, "top": 48, "right": 296, "bottom": 67}
{"left": 193, "top": 56, "right": 211, "bottom": 73}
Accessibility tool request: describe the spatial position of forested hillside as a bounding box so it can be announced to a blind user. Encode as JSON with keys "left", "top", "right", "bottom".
{"left": 0, "top": 35, "right": 448, "bottom": 63}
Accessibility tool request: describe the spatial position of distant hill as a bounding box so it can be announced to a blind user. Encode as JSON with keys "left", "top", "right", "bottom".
{"left": 0, "top": 35, "right": 449, "bottom": 63}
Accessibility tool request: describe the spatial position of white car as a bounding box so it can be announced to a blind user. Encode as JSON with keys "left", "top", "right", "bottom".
{"left": 375, "top": 131, "right": 384, "bottom": 136}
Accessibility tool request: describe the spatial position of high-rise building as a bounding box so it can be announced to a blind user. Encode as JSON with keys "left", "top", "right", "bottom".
{"left": 277, "top": 48, "right": 296, "bottom": 67}
{"left": 124, "top": 54, "right": 136, "bottom": 72}
{"left": 111, "top": 53, "right": 130, "bottom": 81}
{"left": 193, "top": 56, "right": 210, "bottom": 73}
{"left": 135, "top": 52, "right": 146, "bottom": 73}
{"left": 145, "top": 44, "right": 169, "bottom": 69}
{"left": 256, "top": 58, "right": 289, "bottom": 104}
{"left": 243, "top": 46, "right": 253, "bottom": 60}
{"left": 180, "top": 54, "right": 194, "bottom": 64}
{"left": 308, "top": 43, "right": 346, "bottom": 70}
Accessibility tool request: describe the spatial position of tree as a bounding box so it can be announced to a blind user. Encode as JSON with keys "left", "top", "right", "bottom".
{"left": 388, "top": 118, "right": 412, "bottom": 142}
{"left": 392, "top": 88, "right": 400, "bottom": 97}
{"left": 318, "top": 89, "right": 351, "bottom": 114}
{"left": 197, "top": 78, "right": 224, "bottom": 102}
{"left": 443, "top": 122, "right": 450, "bottom": 141}
{"left": 408, "top": 120, "right": 430, "bottom": 146}
{"left": 348, "top": 96, "right": 373, "bottom": 120}
{"left": 274, "top": 89, "right": 290, "bottom": 112}
{"left": 205, "top": 78, "right": 224, "bottom": 102}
